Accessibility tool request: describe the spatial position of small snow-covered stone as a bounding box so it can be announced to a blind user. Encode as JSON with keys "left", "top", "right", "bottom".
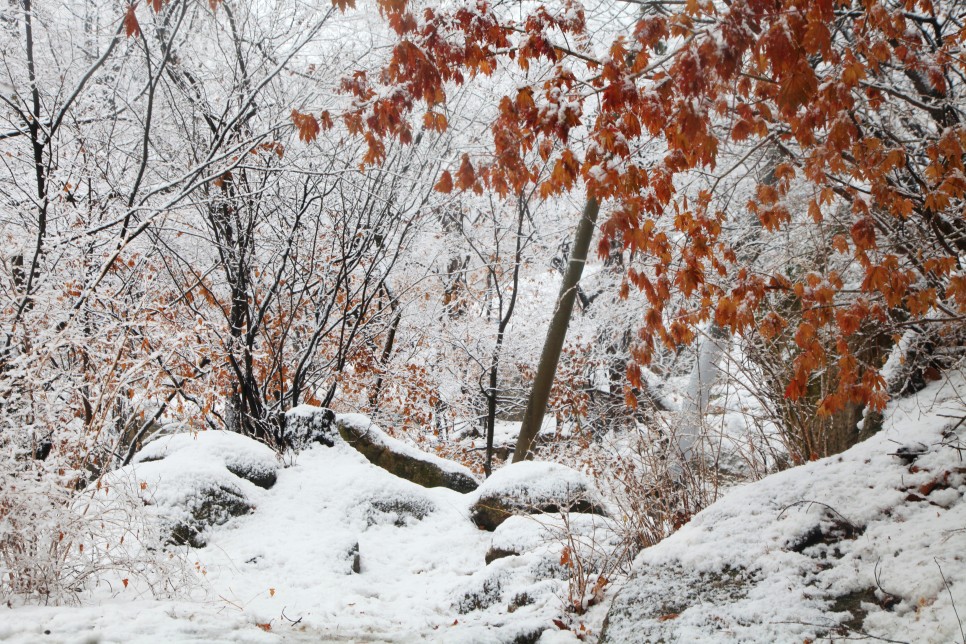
{"left": 892, "top": 442, "right": 928, "bottom": 463}
{"left": 487, "top": 513, "right": 625, "bottom": 566}
{"left": 470, "top": 461, "right": 608, "bottom": 531}
{"left": 353, "top": 491, "right": 437, "bottom": 528}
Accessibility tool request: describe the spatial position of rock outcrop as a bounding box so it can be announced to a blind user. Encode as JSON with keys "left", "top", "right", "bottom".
{"left": 336, "top": 414, "right": 480, "bottom": 493}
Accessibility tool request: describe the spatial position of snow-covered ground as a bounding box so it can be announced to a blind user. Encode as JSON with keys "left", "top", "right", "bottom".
{"left": 2, "top": 372, "right": 963, "bottom": 643}
{"left": 1, "top": 436, "right": 605, "bottom": 643}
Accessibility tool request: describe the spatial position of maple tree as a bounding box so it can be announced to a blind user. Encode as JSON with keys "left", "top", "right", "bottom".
{"left": 332, "top": 0, "right": 966, "bottom": 460}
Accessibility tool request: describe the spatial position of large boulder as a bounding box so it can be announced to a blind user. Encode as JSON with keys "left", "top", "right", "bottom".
{"left": 469, "top": 461, "right": 608, "bottom": 531}
{"left": 335, "top": 414, "right": 480, "bottom": 493}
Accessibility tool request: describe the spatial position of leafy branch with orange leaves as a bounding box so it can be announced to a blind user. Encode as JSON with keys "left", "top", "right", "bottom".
{"left": 325, "top": 0, "right": 966, "bottom": 460}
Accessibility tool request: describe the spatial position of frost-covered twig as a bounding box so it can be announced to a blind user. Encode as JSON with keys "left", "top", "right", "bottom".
{"left": 935, "top": 557, "right": 966, "bottom": 644}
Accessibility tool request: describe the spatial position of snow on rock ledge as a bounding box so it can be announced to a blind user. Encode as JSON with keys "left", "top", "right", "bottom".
{"left": 600, "top": 371, "right": 966, "bottom": 643}
{"left": 469, "top": 461, "right": 609, "bottom": 531}
{"left": 335, "top": 413, "right": 480, "bottom": 493}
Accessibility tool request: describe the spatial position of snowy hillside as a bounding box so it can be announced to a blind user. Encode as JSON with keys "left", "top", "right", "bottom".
{"left": 2, "top": 373, "right": 962, "bottom": 643}
{"left": 602, "top": 371, "right": 966, "bottom": 643}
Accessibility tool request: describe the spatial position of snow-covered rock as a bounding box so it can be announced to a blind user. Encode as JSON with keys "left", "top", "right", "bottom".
{"left": 282, "top": 404, "right": 338, "bottom": 450}
{"left": 124, "top": 430, "right": 278, "bottom": 546}
{"left": 600, "top": 372, "right": 966, "bottom": 643}
{"left": 470, "top": 461, "right": 609, "bottom": 531}
{"left": 352, "top": 490, "right": 438, "bottom": 528}
{"left": 135, "top": 430, "right": 279, "bottom": 490}
{"left": 336, "top": 413, "right": 480, "bottom": 493}
{"left": 487, "top": 513, "right": 624, "bottom": 566}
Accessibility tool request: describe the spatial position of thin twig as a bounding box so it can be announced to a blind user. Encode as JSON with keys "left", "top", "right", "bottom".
{"left": 935, "top": 558, "right": 966, "bottom": 644}
{"left": 777, "top": 500, "right": 858, "bottom": 531}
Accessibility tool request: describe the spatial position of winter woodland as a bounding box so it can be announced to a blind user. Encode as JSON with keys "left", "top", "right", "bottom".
{"left": 1, "top": 0, "right": 965, "bottom": 642}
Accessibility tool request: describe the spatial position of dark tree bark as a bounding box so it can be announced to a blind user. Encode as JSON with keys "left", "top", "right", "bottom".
{"left": 512, "top": 197, "right": 599, "bottom": 462}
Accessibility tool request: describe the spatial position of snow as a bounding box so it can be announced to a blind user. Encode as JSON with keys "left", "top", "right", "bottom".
{"left": 126, "top": 430, "right": 278, "bottom": 526}
{"left": 188, "top": 441, "right": 597, "bottom": 642}
{"left": 472, "top": 460, "right": 604, "bottom": 509}
{"left": 133, "top": 430, "right": 279, "bottom": 487}
{"left": 0, "top": 601, "right": 279, "bottom": 644}
{"left": 4, "top": 376, "right": 963, "bottom": 643}
{"left": 2, "top": 437, "right": 603, "bottom": 642}
{"left": 491, "top": 513, "right": 625, "bottom": 572}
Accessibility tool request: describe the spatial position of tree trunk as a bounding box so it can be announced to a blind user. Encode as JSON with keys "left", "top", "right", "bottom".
{"left": 512, "top": 197, "right": 599, "bottom": 462}
{"left": 677, "top": 324, "right": 728, "bottom": 463}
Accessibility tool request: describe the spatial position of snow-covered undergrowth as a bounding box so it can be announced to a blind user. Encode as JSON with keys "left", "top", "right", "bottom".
{"left": 602, "top": 370, "right": 966, "bottom": 643}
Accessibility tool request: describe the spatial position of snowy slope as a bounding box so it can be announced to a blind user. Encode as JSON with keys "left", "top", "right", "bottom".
{"left": 602, "top": 370, "right": 966, "bottom": 643}
{"left": 3, "top": 378, "right": 962, "bottom": 643}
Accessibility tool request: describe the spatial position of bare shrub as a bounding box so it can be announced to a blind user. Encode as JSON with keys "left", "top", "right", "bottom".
{"left": 0, "top": 459, "right": 195, "bottom": 605}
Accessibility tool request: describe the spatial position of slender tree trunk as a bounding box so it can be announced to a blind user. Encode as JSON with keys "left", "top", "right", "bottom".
{"left": 16, "top": 0, "right": 48, "bottom": 321}
{"left": 369, "top": 298, "right": 401, "bottom": 411}
{"left": 484, "top": 196, "right": 527, "bottom": 474}
{"left": 677, "top": 323, "right": 728, "bottom": 463}
{"left": 512, "top": 197, "right": 599, "bottom": 462}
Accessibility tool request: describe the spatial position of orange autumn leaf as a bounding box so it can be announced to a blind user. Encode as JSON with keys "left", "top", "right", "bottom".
{"left": 124, "top": 4, "right": 140, "bottom": 38}
{"left": 434, "top": 170, "right": 453, "bottom": 193}
{"left": 291, "top": 110, "right": 320, "bottom": 143}
{"left": 455, "top": 154, "right": 475, "bottom": 191}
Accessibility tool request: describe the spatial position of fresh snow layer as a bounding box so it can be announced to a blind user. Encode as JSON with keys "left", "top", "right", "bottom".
{"left": 5, "top": 378, "right": 962, "bottom": 643}
{"left": 473, "top": 460, "right": 604, "bottom": 508}
{"left": 604, "top": 370, "right": 966, "bottom": 643}
{"left": 133, "top": 429, "right": 278, "bottom": 475}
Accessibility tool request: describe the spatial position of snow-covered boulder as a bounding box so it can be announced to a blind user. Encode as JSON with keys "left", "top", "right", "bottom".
{"left": 282, "top": 405, "right": 338, "bottom": 451}
{"left": 348, "top": 488, "right": 438, "bottom": 528}
{"left": 127, "top": 431, "right": 277, "bottom": 546}
{"left": 487, "top": 513, "right": 624, "bottom": 566}
{"left": 335, "top": 414, "right": 480, "bottom": 493}
{"left": 165, "top": 478, "right": 253, "bottom": 548}
{"left": 135, "top": 430, "right": 279, "bottom": 489}
{"left": 469, "top": 461, "right": 608, "bottom": 531}
{"left": 600, "top": 373, "right": 966, "bottom": 643}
